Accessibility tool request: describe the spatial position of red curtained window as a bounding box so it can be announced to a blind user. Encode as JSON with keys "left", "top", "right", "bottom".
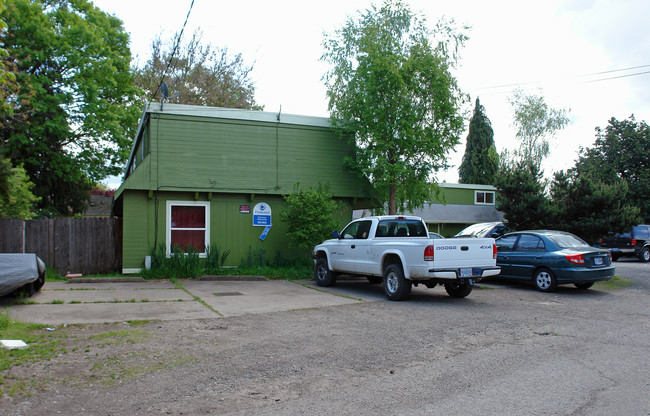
{"left": 170, "top": 205, "right": 206, "bottom": 252}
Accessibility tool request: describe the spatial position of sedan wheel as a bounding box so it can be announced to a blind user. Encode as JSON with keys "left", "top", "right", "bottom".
{"left": 533, "top": 268, "right": 557, "bottom": 292}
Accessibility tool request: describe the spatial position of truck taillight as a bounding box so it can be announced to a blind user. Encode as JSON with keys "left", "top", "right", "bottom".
{"left": 493, "top": 244, "right": 497, "bottom": 259}
{"left": 424, "top": 245, "right": 434, "bottom": 261}
{"left": 631, "top": 238, "right": 637, "bottom": 246}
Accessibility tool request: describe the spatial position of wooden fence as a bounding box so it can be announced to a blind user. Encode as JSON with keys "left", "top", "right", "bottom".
{"left": 0, "top": 217, "right": 122, "bottom": 275}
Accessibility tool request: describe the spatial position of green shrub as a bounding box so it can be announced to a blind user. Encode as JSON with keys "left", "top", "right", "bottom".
{"left": 205, "top": 245, "right": 231, "bottom": 274}
{"left": 142, "top": 243, "right": 235, "bottom": 279}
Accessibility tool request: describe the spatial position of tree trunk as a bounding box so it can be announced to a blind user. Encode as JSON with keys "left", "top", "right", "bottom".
{"left": 388, "top": 185, "right": 396, "bottom": 215}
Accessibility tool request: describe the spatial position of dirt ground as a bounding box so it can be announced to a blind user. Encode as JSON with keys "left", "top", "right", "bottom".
{"left": 1, "top": 263, "right": 648, "bottom": 415}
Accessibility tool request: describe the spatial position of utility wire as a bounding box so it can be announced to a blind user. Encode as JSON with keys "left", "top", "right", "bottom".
{"left": 151, "top": 0, "right": 196, "bottom": 101}
{"left": 472, "top": 64, "right": 650, "bottom": 95}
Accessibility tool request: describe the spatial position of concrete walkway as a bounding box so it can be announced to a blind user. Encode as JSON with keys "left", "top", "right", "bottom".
{"left": 2, "top": 278, "right": 368, "bottom": 325}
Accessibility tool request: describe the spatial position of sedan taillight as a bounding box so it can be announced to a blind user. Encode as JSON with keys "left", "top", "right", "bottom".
{"left": 565, "top": 254, "right": 585, "bottom": 265}
{"left": 424, "top": 245, "right": 434, "bottom": 261}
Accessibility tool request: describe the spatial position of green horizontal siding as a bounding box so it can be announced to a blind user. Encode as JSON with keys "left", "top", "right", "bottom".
{"left": 128, "top": 113, "right": 368, "bottom": 198}
{"left": 434, "top": 187, "right": 475, "bottom": 205}
{"left": 121, "top": 191, "right": 152, "bottom": 270}
{"left": 120, "top": 190, "right": 355, "bottom": 271}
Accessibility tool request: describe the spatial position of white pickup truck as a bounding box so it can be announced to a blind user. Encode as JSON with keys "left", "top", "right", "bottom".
{"left": 313, "top": 216, "right": 500, "bottom": 300}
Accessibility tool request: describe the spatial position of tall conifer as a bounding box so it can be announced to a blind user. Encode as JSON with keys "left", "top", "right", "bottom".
{"left": 459, "top": 98, "right": 498, "bottom": 185}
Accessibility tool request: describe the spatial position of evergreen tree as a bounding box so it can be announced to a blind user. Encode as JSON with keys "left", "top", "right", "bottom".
{"left": 575, "top": 116, "right": 650, "bottom": 222}
{"left": 493, "top": 160, "right": 551, "bottom": 230}
{"left": 458, "top": 97, "right": 498, "bottom": 184}
{"left": 548, "top": 170, "right": 640, "bottom": 244}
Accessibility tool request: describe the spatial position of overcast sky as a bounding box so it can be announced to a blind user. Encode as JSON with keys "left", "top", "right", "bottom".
{"left": 92, "top": 0, "right": 650, "bottom": 186}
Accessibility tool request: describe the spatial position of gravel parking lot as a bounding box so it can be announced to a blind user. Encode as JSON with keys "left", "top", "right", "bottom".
{"left": 1, "top": 261, "right": 648, "bottom": 415}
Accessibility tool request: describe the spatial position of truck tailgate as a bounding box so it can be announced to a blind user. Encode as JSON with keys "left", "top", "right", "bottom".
{"left": 432, "top": 238, "right": 496, "bottom": 268}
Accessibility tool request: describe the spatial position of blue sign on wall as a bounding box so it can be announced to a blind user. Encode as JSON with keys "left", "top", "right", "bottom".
{"left": 259, "top": 225, "right": 272, "bottom": 241}
{"left": 253, "top": 202, "right": 272, "bottom": 240}
{"left": 252, "top": 202, "right": 272, "bottom": 226}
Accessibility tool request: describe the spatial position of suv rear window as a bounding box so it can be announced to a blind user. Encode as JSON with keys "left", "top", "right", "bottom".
{"left": 632, "top": 226, "right": 650, "bottom": 240}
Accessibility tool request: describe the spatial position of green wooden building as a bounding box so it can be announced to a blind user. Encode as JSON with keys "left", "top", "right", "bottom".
{"left": 407, "top": 183, "right": 503, "bottom": 236}
{"left": 113, "top": 103, "right": 372, "bottom": 273}
{"left": 354, "top": 183, "right": 503, "bottom": 237}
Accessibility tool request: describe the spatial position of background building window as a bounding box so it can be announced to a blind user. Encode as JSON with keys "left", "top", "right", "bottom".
{"left": 166, "top": 201, "right": 209, "bottom": 256}
{"left": 475, "top": 191, "right": 495, "bottom": 205}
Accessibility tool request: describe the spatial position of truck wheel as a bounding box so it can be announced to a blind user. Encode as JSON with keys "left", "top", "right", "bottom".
{"left": 383, "top": 263, "right": 411, "bottom": 301}
{"left": 314, "top": 257, "right": 337, "bottom": 287}
{"left": 444, "top": 281, "right": 473, "bottom": 298}
{"left": 533, "top": 268, "right": 557, "bottom": 292}
{"left": 639, "top": 247, "right": 650, "bottom": 263}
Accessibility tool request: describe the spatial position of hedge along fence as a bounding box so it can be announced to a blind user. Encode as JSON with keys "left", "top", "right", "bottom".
{"left": 0, "top": 217, "right": 122, "bottom": 275}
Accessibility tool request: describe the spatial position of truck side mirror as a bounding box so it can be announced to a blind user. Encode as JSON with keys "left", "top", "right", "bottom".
{"left": 332, "top": 230, "right": 340, "bottom": 239}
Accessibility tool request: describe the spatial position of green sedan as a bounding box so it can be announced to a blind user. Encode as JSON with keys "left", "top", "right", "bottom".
{"left": 495, "top": 230, "right": 615, "bottom": 292}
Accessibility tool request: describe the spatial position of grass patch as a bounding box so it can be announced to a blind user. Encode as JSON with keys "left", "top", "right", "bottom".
{"left": 594, "top": 276, "right": 632, "bottom": 290}
{"left": 214, "top": 264, "right": 313, "bottom": 281}
{"left": 126, "top": 320, "right": 152, "bottom": 326}
{"left": 0, "top": 311, "right": 64, "bottom": 372}
{"left": 45, "top": 267, "right": 67, "bottom": 282}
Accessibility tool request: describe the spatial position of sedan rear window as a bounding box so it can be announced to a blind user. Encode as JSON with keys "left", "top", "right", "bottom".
{"left": 548, "top": 233, "right": 589, "bottom": 248}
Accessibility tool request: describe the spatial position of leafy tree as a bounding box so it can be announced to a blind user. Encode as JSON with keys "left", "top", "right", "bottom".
{"left": 548, "top": 170, "right": 640, "bottom": 244}
{"left": 494, "top": 160, "right": 551, "bottom": 230}
{"left": 280, "top": 183, "right": 343, "bottom": 254}
{"left": 0, "top": 159, "right": 39, "bottom": 218}
{"left": 575, "top": 116, "right": 650, "bottom": 222}
{"left": 0, "top": 156, "right": 10, "bottom": 198}
{"left": 509, "top": 89, "right": 570, "bottom": 167}
{"left": 134, "top": 29, "right": 261, "bottom": 109}
{"left": 0, "top": 0, "right": 18, "bottom": 121}
{"left": 1, "top": 0, "right": 141, "bottom": 215}
{"left": 321, "top": 0, "right": 468, "bottom": 214}
{"left": 459, "top": 97, "right": 498, "bottom": 185}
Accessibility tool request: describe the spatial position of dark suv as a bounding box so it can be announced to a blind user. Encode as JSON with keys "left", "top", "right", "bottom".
{"left": 599, "top": 225, "right": 650, "bottom": 262}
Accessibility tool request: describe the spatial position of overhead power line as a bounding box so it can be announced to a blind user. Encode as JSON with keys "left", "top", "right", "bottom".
{"left": 151, "top": 0, "right": 196, "bottom": 101}
{"left": 472, "top": 64, "right": 650, "bottom": 95}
